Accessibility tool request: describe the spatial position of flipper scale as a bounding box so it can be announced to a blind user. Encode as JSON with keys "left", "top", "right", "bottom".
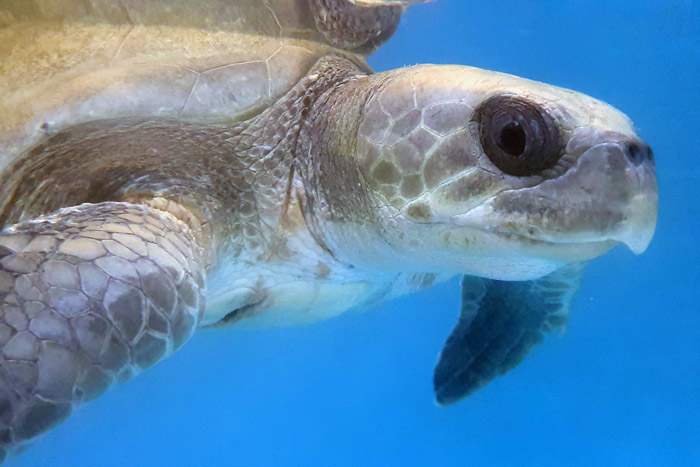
{"left": 0, "top": 202, "right": 207, "bottom": 460}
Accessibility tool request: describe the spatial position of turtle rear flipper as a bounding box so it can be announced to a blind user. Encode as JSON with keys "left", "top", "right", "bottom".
{"left": 0, "top": 201, "right": 207, "bottom": 460}
{"left": 310, "top": 0, "right": 428, "bottom": 53}
{"left": 434, "top": 264, "right": 584, "bottom": 405}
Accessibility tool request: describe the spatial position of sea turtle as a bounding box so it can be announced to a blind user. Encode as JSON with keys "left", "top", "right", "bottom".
{"left": 0, "top": 0, "right": 658, "bottom": 461}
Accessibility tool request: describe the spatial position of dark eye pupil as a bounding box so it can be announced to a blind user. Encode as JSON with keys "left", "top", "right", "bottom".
{"left": 498, "top": 122, "right": 526, "bottom": 157}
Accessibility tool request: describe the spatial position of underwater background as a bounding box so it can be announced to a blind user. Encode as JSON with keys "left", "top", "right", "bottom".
{"left": 12, "top": 0, "right": 700, "bottom": 465}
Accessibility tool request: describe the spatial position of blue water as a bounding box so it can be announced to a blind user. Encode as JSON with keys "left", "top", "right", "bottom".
{"left": 13, "top": 1, "right": 700, "bottom": 466}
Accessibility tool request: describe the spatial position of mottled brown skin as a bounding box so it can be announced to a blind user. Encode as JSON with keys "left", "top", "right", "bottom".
{"left": 0, "top": 0, "right": 657, "bottom": 462}
{"left": 0, "top": 1, "right": 423, "bottom": 460}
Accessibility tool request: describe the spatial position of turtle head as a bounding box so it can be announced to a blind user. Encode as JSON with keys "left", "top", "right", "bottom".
{"left": 329, "top": 65, "right": 658, "bottom": 279}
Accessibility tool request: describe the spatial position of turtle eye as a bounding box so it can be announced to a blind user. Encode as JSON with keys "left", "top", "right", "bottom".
{"left": 476, "top": 95, "right": 563, "bottom": 176}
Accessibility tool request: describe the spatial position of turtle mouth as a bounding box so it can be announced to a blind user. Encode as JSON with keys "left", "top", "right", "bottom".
{"left": 469, "top": 196, "right": 657, "bottom": 256}
{"left": 424, "top": 223, "right": 619, "bottom": 280}
{"left": 476, "top": 227, "right": 620, "bottom": 260}
{"left": 447, "top": 203, "right": 622, "bottom": 258}
{"left": 446, "top": 184, "right": 657, "bottom": 258}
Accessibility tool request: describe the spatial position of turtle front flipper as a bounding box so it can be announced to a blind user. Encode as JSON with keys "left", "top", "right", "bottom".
{"left": 434, "top": 264, "right": 585, "bottom": 405}
{"left": 0, "top": 201, "right": 207, "bottom": 461}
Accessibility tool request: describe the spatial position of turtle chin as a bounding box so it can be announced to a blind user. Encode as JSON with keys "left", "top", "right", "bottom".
{"left": 426, "top": 225, "right": 618, "bottom": 281}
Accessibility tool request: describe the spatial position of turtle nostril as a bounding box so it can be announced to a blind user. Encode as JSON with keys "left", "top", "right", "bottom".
{"left": 647, "top": 146, "right": 655, "bottom": 163}
{"left": 624, "top": 141, "right": 653, "bottom": 166}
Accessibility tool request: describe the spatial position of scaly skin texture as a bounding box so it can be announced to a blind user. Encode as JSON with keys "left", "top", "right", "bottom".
{"left": 310, "top": 0, "right": 403, "bottom": 52}
{"left": 0, "top": 53, "right": 659, "bottom": 463}
{"left": 300, "top": 64, "right": 657, "bottom": 277}
{"left": 0, "top": 55, "right": 385, "bottom": 460}
{"left": 0, "top": 57, "right": 358, "bottom": 259}
{"left": 0, "top": 0, "right": 658, "bottom": 463}
{"left": 1, "top": 0, "right": 404, "bottom": 453}
{"left": 0, "top": 54, "right": 378, "bottom": 461}
{"left": 0, "top": 202, "right": 206, "bottom": 461}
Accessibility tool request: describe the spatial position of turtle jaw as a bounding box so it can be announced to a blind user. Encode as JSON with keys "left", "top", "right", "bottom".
{"left": 611, "top": 211, "right": 656, "bottom": 254}
{"left": 449, "top": 189, "right": 658, "bottom": 263}
{"left": 448, "top": 138, "right": 659, "bottom": 263}
{"left": 426, "top": 224, "right": 619, "bottom": 280}
{"left": 608, "top": 177, "right": 658, "bottom": 255}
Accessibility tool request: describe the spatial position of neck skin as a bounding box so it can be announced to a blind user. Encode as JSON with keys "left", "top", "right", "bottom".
{"left": 295, "top": 60, "right": 415, "bottom": 272}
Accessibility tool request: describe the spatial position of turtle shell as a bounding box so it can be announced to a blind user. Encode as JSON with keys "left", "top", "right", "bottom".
{"left": 0, "top": 0, "right": 423, "bottom": 173}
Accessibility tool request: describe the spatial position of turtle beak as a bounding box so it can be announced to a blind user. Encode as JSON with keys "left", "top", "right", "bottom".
{"left": 605, "top": 139, "right": 659, "bottom": 254}
{"left": 617, "top": 227, "right": 655, "bottom": 255}
{"left": 611, "top": 177, "right": 658, "bottom": 254}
